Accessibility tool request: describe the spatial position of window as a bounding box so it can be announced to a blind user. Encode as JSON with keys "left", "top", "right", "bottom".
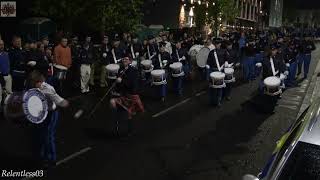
{"left": 278, "top": 142, "right": 320, "bottom": 180}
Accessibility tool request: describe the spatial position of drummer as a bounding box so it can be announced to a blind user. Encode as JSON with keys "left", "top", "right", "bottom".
{"left": 284, "top": 40, "right": 299, "bottom": 87}
{"left": 144, "top": 35, "right": 159, "bottom": 60}
{"left": 53, "top": 37, "right": 72, "bottom": 96}
{"left": 26, "top": 70, "right": 69, "bottom": 168}
{"left": 154, "top": 42, "right": 171, "bottom": 69}
{"left": 207, "top": 38, "right": 227, "bottom": 107}
{"left": 224, "top": 40, "right": 238, "bottom": 101}
{"left": 259, "top": 44, "right": 286, "bottom": 94}
{"left": 109, "top": 37, "right": 125, "bottom": 64}
{"left": 173, "top": 39, "right": 190, "bottom": 78}
{"left": 110, "top": 53, "right": 144, "bottom": 135}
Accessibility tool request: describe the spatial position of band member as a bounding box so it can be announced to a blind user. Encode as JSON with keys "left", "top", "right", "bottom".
{"left": 53, "top": 37, "right": 72, "bottom": 95}
{"left": 69, "top": 36, "right": 81, "bottom": 90}
{"left": 109, "top": 37, "right": 125, "bottom": 64}
{"left": 284, "top": 41, "right": 299, "bottom": 87}
{"left": 243, "top": 37, "right": 257, "bottom": 81}
{"left": 79, "top": 42, "right": 94, "bottom": 93}
{"left": 127, "top": 34, "right": 143, "bottom": 70}
{"left": 9, "top": 36, "right": 27, "bottom": 91}
{"left": 26, "top": 70, "right": 69, "bottom": 168}
{"left": 144, "top": 35, "right": 158, "bottom": 60}
{"left": 224, "top": 40, "right": 239, "bottom": 101}
{"left": 110, "top": 54, "right": 144, "bottom": 135}
{"left": 0, "top": 39, "right": 12, "bottom": 104}
{"left": 299, "top": 35, "right": 316, "bottom": 79}
{"left": 160, "top": 33, "right": 173, "bottom": 57}
{"left": 154, "top": 42, "right": 171, "bottom": 69}
{"left": 260, "top": 44, "right": 286, "bottom": 94}
{"left": 98, "top": 35, "right": 111, "bottom": 88}
{"left": 207, "top": 38, "right": 227, "bottom": 107}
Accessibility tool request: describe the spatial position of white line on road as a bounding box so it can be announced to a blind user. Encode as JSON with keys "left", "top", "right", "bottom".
{"left": 21, "top": 147, "right": 92, "bottom": 180}
{"left": 56, "top": 147, "right": 92, "bottom": 166}
{"left": 195, "top": 91, "right": 206, "bottom": 97}
{"left": 152, "top": 98, "right": 191, "bottom": 118}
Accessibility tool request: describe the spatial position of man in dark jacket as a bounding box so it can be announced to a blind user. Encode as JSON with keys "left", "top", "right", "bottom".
{"left": 9, "top": 36, "right": 27, "bottom": 91}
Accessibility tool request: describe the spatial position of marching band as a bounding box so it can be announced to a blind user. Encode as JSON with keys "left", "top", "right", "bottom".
{"left": 0, "top": 29, "right": 317, "bottom": 168}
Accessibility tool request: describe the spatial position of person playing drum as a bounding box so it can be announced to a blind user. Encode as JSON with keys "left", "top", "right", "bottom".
{"left": 53, "top": 37, "right": 72, "bottom": 96}
{"left": 207, "top": 38, "right": 227, "bottom": 107}
{"left": 154, "top": 42, "right": 171, "bottom": 70}
{"left": 110, "top": 53, "right": 144, "bottom": 135}
{"left": 26, "top": 70, "right": 69, "bottom": 168}
{"left": 224, "top": 40, "right": 238, "bottom": 101}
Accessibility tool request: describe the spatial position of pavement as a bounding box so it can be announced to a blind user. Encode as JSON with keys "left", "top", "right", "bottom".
{"left": 1, "top": 46, "right": 320, "bottom": 180}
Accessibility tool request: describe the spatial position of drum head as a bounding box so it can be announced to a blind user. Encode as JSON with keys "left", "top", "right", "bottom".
{"left": 54, "top": 64, "right": 68, "bottom": 70}
{"left": 23, "top": 89, "right": 48, "bottom": 124}
{"left": 151, "top": 70, "right": 165, "bottom": 76}
{"left": 210, "top": 72, "right": 225, "bottom": 79}
{"left": 141, "top": 60, "right": 152, "bottom": 66}
{"left": 264, "top": 76, "right": 281, "bottom": 87}
{"left": 188, "top": 45, "right": 203, "bottom": 56}
{"left": 224, "top": 68, "right": 234, "bottom": 74}
{"left": 196, "top": 47, "right": 210, "bottom": 68}
{"left": 106, "top": 64, "right": 120, "bottom": 71}
{"left": 169, "top": 62, "right": 182, "bottom": 69}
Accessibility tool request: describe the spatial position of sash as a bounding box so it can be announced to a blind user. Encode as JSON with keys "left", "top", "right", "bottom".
{"left": 214, "top": 50, "right": 222, "bottom": 71}
{"left": 270, "top": 57, "right": 279, "bottom": 76}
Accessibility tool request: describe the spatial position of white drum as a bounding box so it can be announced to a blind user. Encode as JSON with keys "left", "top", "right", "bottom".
{"left": 106, "top": 64, "right": 120, "bottom": 80}
{"left": 151, "top": 70, "right": 166, "bottom": 85}
{"left": 224, "top": 68, "right": 235, "bottom": 83}
{"left": 210, "top": 72, "right": 226, "bottom": 88}
{"left": 264, "top": 76, "right": 282, "bottom": 96}
{"left": 169, "top": 62, "right": 184, "bottom": 77}
{"left": 141, "top": 60, "right": 153, "bottom": 72}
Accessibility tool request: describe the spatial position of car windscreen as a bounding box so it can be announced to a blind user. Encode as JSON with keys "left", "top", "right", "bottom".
{"left": 278, "top": 142, "right": 320, "bottom": 180}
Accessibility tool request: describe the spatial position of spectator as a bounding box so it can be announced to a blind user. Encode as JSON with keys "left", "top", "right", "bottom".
{"left": 9, "top": 36, "right": 27, "bottom": 91}
{"left": 0, "top": 39, "right": 12, "bottom": 104}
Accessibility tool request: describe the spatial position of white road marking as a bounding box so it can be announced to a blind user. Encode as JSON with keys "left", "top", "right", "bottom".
{"left": 56, "top": 147, "right": 92, "bottom": 166}
{"left": 278, "top": 104, "right": 298, "bottom": 110}
{"left": 152, "top": 98, "right": 191, "bottom": 118}
{"left": 195, "top": 91, "right": 206, "bottom": 97}
{"left": 21, "top": 147, "right": 92, "bottom": 180}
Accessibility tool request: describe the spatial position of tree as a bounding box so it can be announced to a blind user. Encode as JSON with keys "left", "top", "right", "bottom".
{"left": 31, "top": 0, "right": 143, "bottom": 33}
{"left": 194, "top": 0, "right": 239, "bottom": 37}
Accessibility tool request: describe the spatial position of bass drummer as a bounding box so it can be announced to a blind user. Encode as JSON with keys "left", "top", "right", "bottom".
{"left": 26, "top": 70, "right": 69, "bottom": 168}
{"left": 207, "top": 38, "right": 227, "bottom": 107}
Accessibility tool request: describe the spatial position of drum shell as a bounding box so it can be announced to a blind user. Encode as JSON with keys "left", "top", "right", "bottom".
{"left": 54, "top": 67, "right": 67, "bottom": 80}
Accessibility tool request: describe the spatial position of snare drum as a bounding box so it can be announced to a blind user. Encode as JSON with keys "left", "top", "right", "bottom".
{"left": 4, "top": 89, "right": 48, "bottom": 124}
{"left": 151, "top": 70, "right": 166, "bottom": 85}
{"left": 264, "top": 76, "right": 282, "bottom": 96}
{"left": 106, "top": 64, "right": 120, "bottom": 80}
{"left": 210, "top": 72, "right": 226, "bottom": 88}
{"left": 224, "top": 68, "right": 235, "bottom": 83}
{"left": 169, "top": 62, "right": 184, "bottom": 77}
{"left": 141, "top": 60, "right": 153, "bottom": 72}
{"left": 54, "top": 64, "right": 68, "bottom": 80}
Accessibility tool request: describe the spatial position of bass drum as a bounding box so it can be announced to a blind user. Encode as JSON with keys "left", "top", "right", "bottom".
{"left": 188, "top": 45, "right": 204, "bottom": 57}
{"left": 196, "top": 47, "right": 210, "bottom": 68}
{"left": 4, "top": 89, "right": 49, "bottom": 124}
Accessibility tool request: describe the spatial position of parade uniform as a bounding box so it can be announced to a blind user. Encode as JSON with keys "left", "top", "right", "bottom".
{"left": 299, "top": 38, "right": 316, "bottom": 78}
{"left": 171, "top": 44, "right": 189, "bottom": 95}
{"left": 9, "top": 47, "right": 27, "bottom": 91}
{"left": 284, "top": 42, "right": 299, "bottom": 86}
{"left": 243, "top": 41, "right": 257, "bottom": 81}
{"left": 224, "top": 44, "right": 239, "bottom": 100}
{"left": 79, "top": 45, "right": 94, "bottom": 93}
{"left": 207, "top": 44, "right": 227, "bottom": 106}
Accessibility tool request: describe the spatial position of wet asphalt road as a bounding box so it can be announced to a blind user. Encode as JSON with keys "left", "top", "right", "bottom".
{"left": 1, "top": 47, "right": 320, "bottom": 180}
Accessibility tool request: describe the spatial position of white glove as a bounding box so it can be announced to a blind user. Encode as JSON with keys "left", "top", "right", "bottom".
{"left": 103, "top": 53, "right": 107, "bottom": 58}
{"left": 235, "top": 62, "right": 241, "bottom": 67}
{"left": 256, "top": 63, "right": 262, "bottom": 67}
{"left": 206, "top": 65, "right": 210, "bottom": 69}
{"left": 286, "top": 63, "right": 290, "bottom": 68}
{"left": 116, "top": 77, "right": 122, "bottom": 83}
{"left": 27, "top": 61, "right": 37, "bottom": 67}
{"left": 284, "top": 71, "right": 289, "bottom": 76}
{"left": 224, "top": 61, "right": 229, "bottom": 68}
{"left": 135, "top": 52, "right": 140, "bottom": 57}
{"left": 182, "top": 56, "right": 186, "bottom": 60}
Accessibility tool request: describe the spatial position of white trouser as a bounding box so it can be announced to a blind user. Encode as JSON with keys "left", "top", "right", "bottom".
{"left": 100, "top": 66, "right": 107, "bottom": 87}
{"left": 0, "top": 75, "right": 13, "bottom": 104}
{"left": 80, "top": 64, "right": 91, "bottom": 93}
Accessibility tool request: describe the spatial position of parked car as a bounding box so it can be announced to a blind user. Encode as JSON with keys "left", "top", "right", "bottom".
{"left": 243, "top": 98, "right": 320, "bottom": 180}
